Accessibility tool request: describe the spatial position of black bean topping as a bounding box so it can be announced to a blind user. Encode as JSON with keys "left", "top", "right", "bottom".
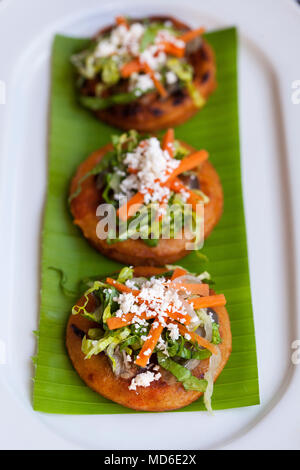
{"left": 201, "top": 71, "right": 210, "bottom": 84}
{"left": 207, "top": 308, "right": 219, "bottom": 324}
{"left": 71, "top": 324, "right": 86, "bottom": 339}
{"left": 150, "top": 107, "right": 164, "bottom": 116}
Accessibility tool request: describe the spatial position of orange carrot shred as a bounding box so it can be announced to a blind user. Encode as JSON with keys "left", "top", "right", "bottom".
{"left": 176, "top": 322, "right": 218, "bottom": 355}
{"left": 163, "top": 282, "right": 209, "bottom": 296}
{"left": 162, "top": 128, "right": 174, "bottom": 157}
{"left": 171, "top": 267, "right": 187, "bottom": 280}
{"left": 179, "top": 27, "right": 205, "bottom": 43}
{"left": 115, "top": 16, "right": 129, "bottom": 29}
{"left": 117, "top": 191, "right": 145, "bottom": 221}
{"left": 121, "top": 59, "right": 143, "bottom": 78}
{"left": 188, "top": 294, "right": 226, "bottom": 309}
{"left": 159, "top": 41, "right": 185, "bottom": 57}
{"left": 143, "top": 62, "right": 167, "bottom": 97}
{"left": 106, "top": 278, "right": 135, "bottom": 294}
{"left": 107, "top": 311, "right": 156, "bottom": 330}
{"left": 121, "top": 59, "right": 167, "bottom": 97}
{"left": 135, "top": 322, "right": 164, "bottom": 367}
{"left": 170, "top": 178, "right": 203, "bottom": 210}
{"left": 166, "top": 150, "right": 209, "bottom": 182}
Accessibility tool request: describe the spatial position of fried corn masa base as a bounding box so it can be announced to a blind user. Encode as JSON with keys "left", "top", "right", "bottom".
{"left": 69, "top": 141, "right": 223, "bottom": 266}
{"left": 66, "top": 267, "right": 232, "bottom": 412}
{"left": 79, "top": 16, "right": 217, "bottom": 132}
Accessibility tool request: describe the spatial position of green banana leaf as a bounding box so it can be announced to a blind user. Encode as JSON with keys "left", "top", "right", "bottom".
{"left": 33, "top": 27, "right": 260, "bottom": 413}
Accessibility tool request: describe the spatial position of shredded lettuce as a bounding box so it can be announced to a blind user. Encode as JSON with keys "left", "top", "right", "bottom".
{"left": 119, "top": 335, "right": 141, "bottom": 351}
{"left": 71, "top": 281, "right": 105, "bottom": 319}
{"left": 157, "top": 352, "right": 207, "bottom": 392}
{"left": 70, "top": 47, "right": 101, "bottom": 79}
{"left": 78, "top": 89, "right": 149, "bottom": 111}
{"left": 166, "top": 58, "right": 193, "bottom": 82}
{"left": 68, "top": 150, "right": 115, "bottom": 203}
{"left": 82, "top": 335, "right": 115, "bottom": 359}
{"left": 87, "top": 328, "right": 103, "bottom": 340}
{"left": 71, "top": 280, "right": 119, "bottom": 324}
{"left": 102, "top": 302, "right": 112, "bottom": 324}
{"left": 117, "top": 266, "right": 134, "bottom": 283}
{"left": 82, "top": 327, "right": 130, "bottom": 359}
{"left": 166, "top": 58, "right": 206, "bottom": 108}
{"left": 186, "top": 81, "right": 206, "bottom": 108}
{"left": 101, "top": 58, "right": 120, "bottom": 85}
{"left": 173, "top": 140, "right": 190, "bottom": 160}
{"left": 105, "top": 340, "right": 119, "bottom": 372}
{"left": 112, "top": 130, "right": 140, "bottom": 158}
{"left": 212, "top": 322, "right": 222, "bottom": 345}
{"left": 166, "top": 334, "right": 212, "bottom": 360}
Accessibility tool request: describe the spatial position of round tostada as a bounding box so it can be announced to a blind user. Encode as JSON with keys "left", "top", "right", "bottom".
{"left": 71, "top": 15, "right": 216, "bottom": 131}
{"left": 66, "top": 265, "right": 232, "bottom": 412}
{"left": 69, "top": 129, "right": 223, "bottom": 266}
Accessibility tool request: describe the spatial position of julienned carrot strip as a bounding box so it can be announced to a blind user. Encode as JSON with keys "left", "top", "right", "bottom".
{"left": 116, "top": 191, "right": 145, "bottom": 221}
{"left": 176, "top": 322, "right": 218, "bottom": 355}
{"left": 106, "top": 278, "right": 136, "bottom": 294}
{"left": 162, "top": 128, "right": 174, "bottom": 157}
{"left": 135, "top": 322, "right": 164, "bottom": 367}
{"left": 121, "top": 58, "right": 167, "bottom": 97}
{"left": 115, "top": 16, "right": 129, "bottom": 29}
{"left": 128, "top": 167, "right": 138, "bottom": 174}
{"left": 171, "top": 267, "right": 187, "bottom": 280}
{"left": 163, "top": 282, "right": 209, "bottom": 296}
{"left": 106, "top": 278, "right": 192, "bottom": 325}
{"left": 166, "top": 150, "right": 209, "bottom": 181}
{"left": 179, "top": 27, "right": 205, "bottom": 43}
{"left": 188, "top": 294, "right": 226, "bottom": 309}
{"left": 107, "top": 311, "right": 156, "bottom": 330}
{"left": 141, "top": 62, "right": 167, "bottom": 97}
{"left": 165, "top": 309, "right": 191, "bottom": 325}
{"left": 159, "top": 42, "right": 185, "bottom": 57}
{"left": 170, "top": 178, "right": 202, "bottom": 210}
{"left": 121, "top": 59, "right": 143, "bottom": 78}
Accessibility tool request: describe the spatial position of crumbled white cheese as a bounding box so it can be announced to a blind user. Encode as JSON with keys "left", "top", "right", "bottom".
{"left": 112, "top": 277, "right": 192, "bottom": 359}
{"left": 129, "top": 370, "right": 160, "bottom": 390}
{"left": 129, "top": 72, "right": 154, "bottom": 92}
{"left": 115, "top": 292, "right": 136, "bottom": 315}
{"left": 155, "top": 29, "right": 185, "bottom": 49}
{"left": 185, "top": 333, "right": 191, "bottom": 340}
{"left": 125, "top": 279, "right": 139, "bottom": 290}
{"left": 165, "top": 70, "right": 178, "bottom": 85}
{"left": 167, "top": 323, "right": 180, "bottom": 341}
{"left": 117, "top": 137, "right": 180, "bottom": 205}
{"left": 140, "top": 45, "right": 167, "bottom": 70}
{"left": 94, "top": 23, "right": 145, "bottom": 58}
{"left": 156, "top": 336, "right": 169, "bottom": 356}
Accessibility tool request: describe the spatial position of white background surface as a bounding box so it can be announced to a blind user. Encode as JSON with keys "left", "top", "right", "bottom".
{"left": 0, "top": 0, "right": 299, "bottom": 450}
